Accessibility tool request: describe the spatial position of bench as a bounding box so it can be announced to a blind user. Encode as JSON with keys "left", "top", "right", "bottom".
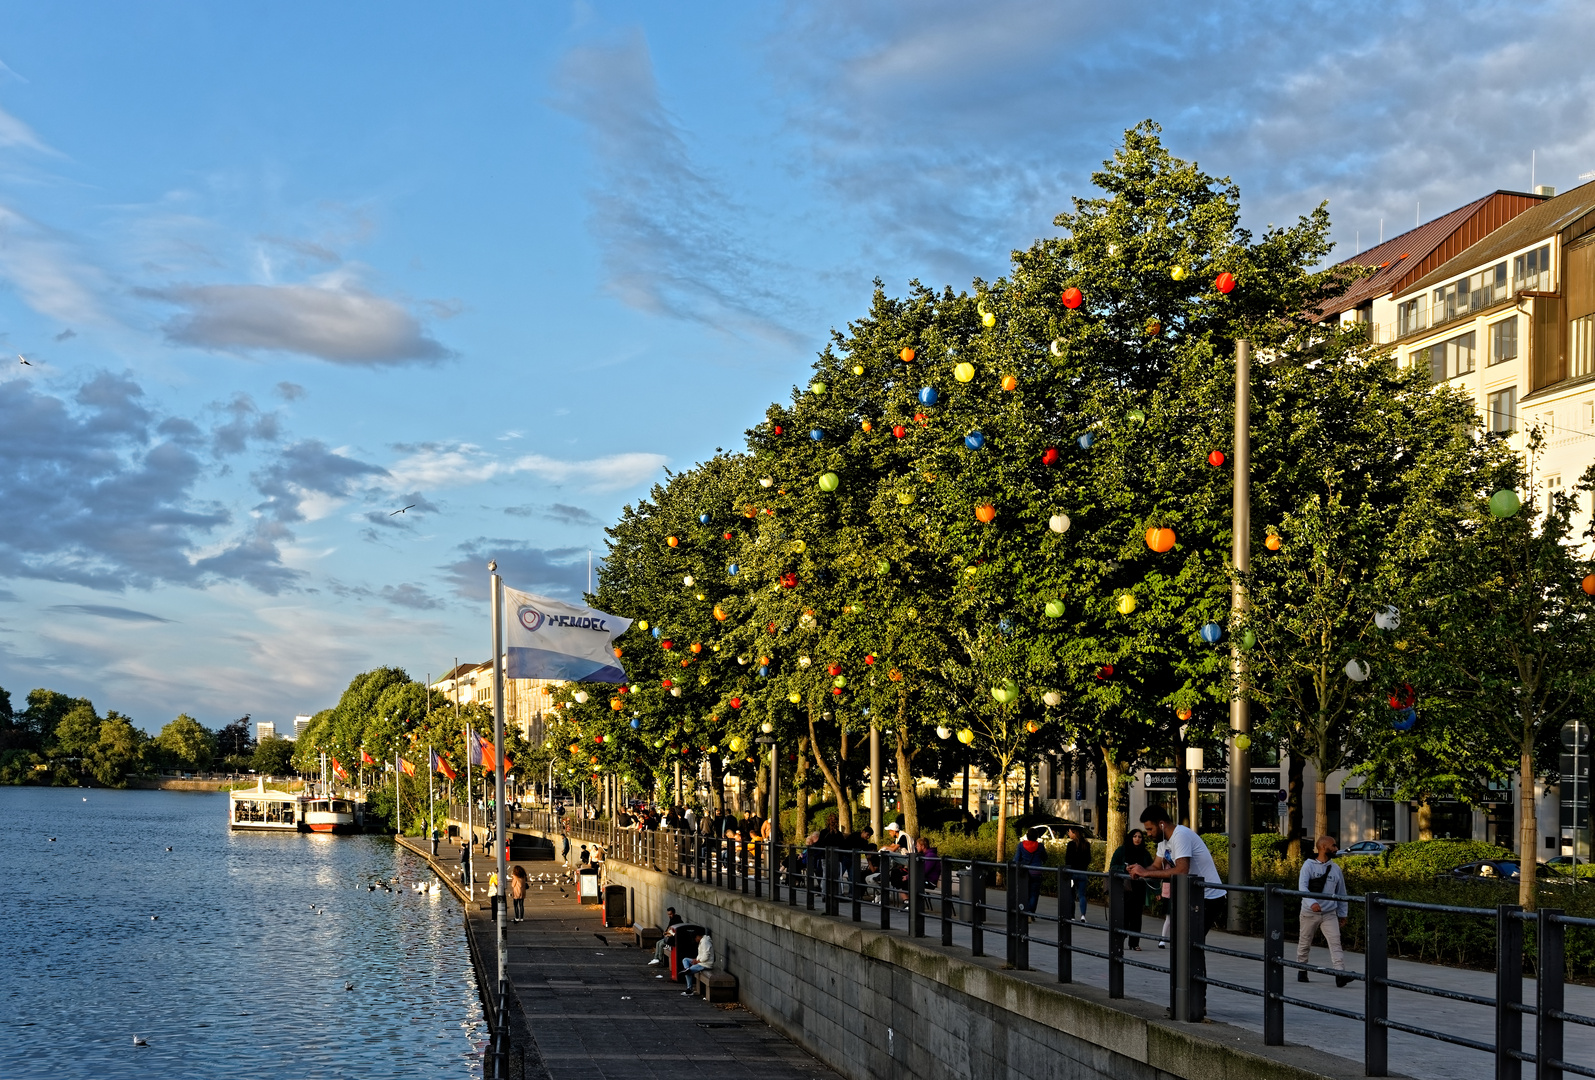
{"left": 638, "top": 926, "right": 664, "bottom": 949}
{"left": 698, "top": 971, "right": 738, "bottom": 1003}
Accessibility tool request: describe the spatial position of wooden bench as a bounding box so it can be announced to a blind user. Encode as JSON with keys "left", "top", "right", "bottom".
{"left": 698, "top": 971, "right": 738, "bottom": 1003}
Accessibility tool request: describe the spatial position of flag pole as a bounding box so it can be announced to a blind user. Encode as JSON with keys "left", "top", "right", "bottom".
{"left": 489, "top": 560, "right": 509, "bottom": 986}
{"left": 429, "top": 742, "right": 435, "bottom": 846}
{"left": 394, "top": 751, "right": 402, "bottom": 837}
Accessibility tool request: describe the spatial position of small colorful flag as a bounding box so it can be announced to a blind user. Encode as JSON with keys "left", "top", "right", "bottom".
{"left": 360, "top": 749, "right": 375, "bottom": 765}
{"left": 430, "top": 748, "right": 456, "bottom": 780}
{"left": 331, "top": 757, "right": 349, "bottom": 780}
{"left": 466, "top": 726, "right": 484, "bottom": 767}
{"left": 399, "top": 757, "right": 416, "bottom": 777}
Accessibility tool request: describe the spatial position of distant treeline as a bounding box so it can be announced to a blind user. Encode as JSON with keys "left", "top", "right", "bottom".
{"left": 0, "top": 685, "right": 296, "bottom": 787}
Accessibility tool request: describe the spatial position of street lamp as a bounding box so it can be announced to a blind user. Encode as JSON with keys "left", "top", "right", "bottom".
{"left": 758, "top": 736, "right": 778, "bottom": 887}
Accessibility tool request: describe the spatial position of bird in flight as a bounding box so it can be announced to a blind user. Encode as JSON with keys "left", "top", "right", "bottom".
{"left": 390, "top": 504, "right": 416, "bottom": 516}
{"left": 18, "top": 354, "right": 31, "bottom": 365}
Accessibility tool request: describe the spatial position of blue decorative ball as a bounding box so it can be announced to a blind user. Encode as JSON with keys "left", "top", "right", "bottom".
{"left": 728, "top": 564, "right": 739, "bottom": 575}
{"left": 699, "top": 513, "right": 710, "bottom": 524}
{"left": 1078, "top": 432, "right": 1095, "bottom": 449}
{"left": 758, "top": 665, "right": 770, "bottom": 678}
{"left": 1200, "top": 622, "right": 1223, "bottom": 644}
{"left": 965, "top": 430, "right": 985, "bottom": 450}
{"left": 629, "top": 718, "right": 640, "bottom": 729}
{"left": 919, "top": 387, "right": 939, "bottom": 406}
{"left": 1392, "top": 708, "right": 1417, "bottom": 732}
{"left": 809, "top": 429, "right": 824, "bottom": 441}
{"left": 651, "top": 627, "right": 661, "bottom": 638}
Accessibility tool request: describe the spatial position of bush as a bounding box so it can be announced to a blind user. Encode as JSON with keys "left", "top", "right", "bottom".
{"left": 1384, "top": 838, "right": 1514, "bottom": 876}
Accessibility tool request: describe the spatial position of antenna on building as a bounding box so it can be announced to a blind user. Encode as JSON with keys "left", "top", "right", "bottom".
{"left": 1532, "top": 149, "right": 1536, "bottom": 192}
{"left": 1379, "top": 218, "right": 1383, "bottom": 245}
{"left": 1580, "top": 170, "right": 1595, "bottom": 182}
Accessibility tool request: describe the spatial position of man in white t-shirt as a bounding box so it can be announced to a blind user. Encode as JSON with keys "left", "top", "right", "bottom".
{"left": 1129, "top": 805, "right": 1224, "bottom": 1019}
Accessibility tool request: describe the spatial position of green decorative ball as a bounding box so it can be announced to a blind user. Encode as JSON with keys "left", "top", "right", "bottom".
{"left": 1488, "top": 489, "right": 1521, "bottom": 518}
{"left": 818, "top": 472, "right": 840, "bottom": 492}
{"left": 1044, "top": 599, "right": 1065, "bottom": 618}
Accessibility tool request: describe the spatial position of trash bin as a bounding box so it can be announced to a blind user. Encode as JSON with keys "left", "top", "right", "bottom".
{"left": 577, "top": 866, "right": 600, "bottom": 903}
{"left": 954, "top": 870, "right": 976, "bottom": 920}
{"left": 602, "top": 884, "right": 628, "bottom": 927}
{"left": 669, "top": 924, "right": 705, "bottom": 982}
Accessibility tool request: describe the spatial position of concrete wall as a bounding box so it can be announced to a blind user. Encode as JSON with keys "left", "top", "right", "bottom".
{"left": 600, "top": 858, "right": 1364, "bottom": 1080}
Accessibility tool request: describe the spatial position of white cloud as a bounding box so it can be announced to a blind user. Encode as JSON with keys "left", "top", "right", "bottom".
{"left": 150, "top": 276, "right": 451, "bottom": 365}
{"left": 0, "top": 205, "right": 110, "bottom": 325}
{"left": 0, "top": 103, "right": 53, "bottom": 153}
{"left": 384, "top": 442, "right": 666, "bottom": 492}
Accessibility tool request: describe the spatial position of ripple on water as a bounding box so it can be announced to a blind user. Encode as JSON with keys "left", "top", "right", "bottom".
{"left": 0, "top": 787, "right": 483, "bottom": 1080}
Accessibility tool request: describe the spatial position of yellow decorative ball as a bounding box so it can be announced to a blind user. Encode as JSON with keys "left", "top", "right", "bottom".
{"left": 1117, "top": 594, "right": 1137, "bottom": 615}
{"left": 954, "top": 362, "right": 975, "bottom": 382}
{"left": 982, "top": 312, "right": 996, "bottom": 328}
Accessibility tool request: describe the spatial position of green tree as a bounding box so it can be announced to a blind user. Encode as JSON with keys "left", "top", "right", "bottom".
{"left": 253, "top": 735, "right": 296, "bottom": 776}
{"left": 215, "top": 715, "right": 254, "bottom": 769}
{"left": 53, "top": 703, "right": 102, "bottom": 759}
{"left": 154, "top": 714, "right": 215, "bottom": 773}
{"left": 85, "top": 712, "right": 146, "bottom": 787}
{"left": 27, "top": 689, "right": 91, "bottom": 753}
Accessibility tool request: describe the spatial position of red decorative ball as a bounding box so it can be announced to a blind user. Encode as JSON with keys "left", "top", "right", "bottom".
{"left": 662, "top": 679, "right": 673, "bottom": 688}
{"left": 831, "top": 687, "right": 842, "bottom": 696}
{"left": 1215, "top": 272, "right": 1236, "bottom": 294}
{"left": 730, "top": 697, "right": 743, "bottom": 709}
{"left": 773, "top": 425, "right": 784, "bottom": 435}
{"left": 1208, "top": 450, "right": 1225, "bottom": 468}
{"left": 1097, "top": 664, "right": 1114, "bottom": 679}
{"left": 1041, "top": 447, "right": 1059, "bottom": 466}
{"left": 1061, "top": 287, "right": 1083, "bottom": 309}
{"left": 661, "top": 639, "right": 673, "bottom": 650}
{"left": 827, "top": 663, "right": 842, "bottom": 676}
{"left": 780, "top": 572, "right": 798, "bottom": 589}
{"left": 864, "top": 654, "right": 875, "bottom": 665}
{"left": 893, "top": 425, "right": 907, "bottom": 439}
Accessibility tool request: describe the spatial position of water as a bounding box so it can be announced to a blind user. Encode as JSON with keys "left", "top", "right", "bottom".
{"left": 0, "top": 787, "right": 484, "bottom": 1079}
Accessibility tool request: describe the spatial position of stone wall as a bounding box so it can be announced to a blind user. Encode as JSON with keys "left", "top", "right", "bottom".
{"left": 597, "top": 857, "right": 1365, "bottom": 1080}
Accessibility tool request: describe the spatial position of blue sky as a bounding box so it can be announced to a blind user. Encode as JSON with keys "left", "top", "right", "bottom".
{"left": 2, "top": 1, "right": 1592, "bottom": 733}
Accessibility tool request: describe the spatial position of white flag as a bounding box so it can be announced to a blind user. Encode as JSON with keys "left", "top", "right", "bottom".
{"left": 502, "top": 586, "right": 631, "bottom": 683}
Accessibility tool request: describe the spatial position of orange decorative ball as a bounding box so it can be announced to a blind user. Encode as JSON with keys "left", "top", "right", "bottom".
{"left": 1583, "top": 574, "right": 1595, "bottom": 596}
{"left": 862, "top": 420, "right": 873, "bottom": 432}
{"left": 1265, "top": 534, "right": 1282, "bottom": 551}
{"left": 1001, "top": 375, "right": 1018, "bottom": 392}
{"left": 667, "top": 536, "right": 679, "bottom": 547}
{"left": 888, "top": 668, "right": 903, "bottom": 682}
{"left": 1061, "top": 287, "right": 1082, "bottom": 309}
{"left": 1176, "top": 706, "right": 1192, "bottom": 721}
{"left": 613, "top": 647, "right": 623, "bottom": 658}
{"left": 900, "top": 347, "right": 916, "bottom": 363}
{"left": 1145, "top": 526, "right": 1176, "bottom": 553}
{"left": 1146, "top": 319, "right": 1163, "bottom": 337}
{"left": 975, "top": 504, "right": 997, "bottom": 524}
{"left": 690, "top": 642, "right": 702, "bottom": 654}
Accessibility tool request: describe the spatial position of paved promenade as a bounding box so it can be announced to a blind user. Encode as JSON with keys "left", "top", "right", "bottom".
{"left": 403, "top": 837, "right": 838, "bottom": 1080}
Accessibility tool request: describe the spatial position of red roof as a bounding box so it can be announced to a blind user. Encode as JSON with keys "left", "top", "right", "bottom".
{"left": 1317, "top": 190, "right": 1547, "bottom": 319}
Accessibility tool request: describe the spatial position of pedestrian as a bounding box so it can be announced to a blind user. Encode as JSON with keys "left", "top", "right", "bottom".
{"left": 460, "top": 836, "right": 472, "bottom": 885}
{"left": 1129, "top": 805, "right": 1225, "bottom": 1018}
{"left": 1063, "top": 826, "right": 1092, "bottom": 920}
{"left": 560, "top": 825, "right": 571, "bottom": 866}
{"left": 1014, "top": 827, "right": 1047, "bottom": 914}
{"left": 509, "top": 865, "right": 528, "bottom": 922}
{"left": 915, "top": 837, "right": 941, "bottom": 911}
{"left": 1109, "top": 828, "right": 1153, "bottom": 949}
{"left": 487, "top": 869, "right": 501, "bottom": 923}
{"left": 680, "top": 929, "right": 714, "bottom": 995}
{"left": 1297, "top": 836, "right": 1351, "bottom": 986}
{"left": 579, "top": 844, "right": 591, "bottom": 866}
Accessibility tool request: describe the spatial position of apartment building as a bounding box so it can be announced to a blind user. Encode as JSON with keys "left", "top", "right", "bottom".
{"left": 430, "top": 660, "right": 564, "bottom": 745}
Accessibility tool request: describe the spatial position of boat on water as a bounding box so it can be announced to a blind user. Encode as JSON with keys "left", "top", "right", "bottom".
{"left": 228, "top": 778, "right": 365, "bottom": 833}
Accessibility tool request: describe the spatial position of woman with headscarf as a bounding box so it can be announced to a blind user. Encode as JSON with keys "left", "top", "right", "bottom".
{"left": 1109, "top": 828, "right": 1154, "bottom": 949}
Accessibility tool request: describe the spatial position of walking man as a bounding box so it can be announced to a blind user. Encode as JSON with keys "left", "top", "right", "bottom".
{"left": 1297, "top": 836, "right": 1351, "bottom": 987}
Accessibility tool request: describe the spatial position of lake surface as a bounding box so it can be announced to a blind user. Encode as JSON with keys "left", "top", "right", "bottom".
{"left": 0, "top": 786, "right": 484, "bottom": 1079}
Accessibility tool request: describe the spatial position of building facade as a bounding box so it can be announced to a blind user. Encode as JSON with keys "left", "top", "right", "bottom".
{"left": 430, "top": 660, "right": 565, "bottom": 746}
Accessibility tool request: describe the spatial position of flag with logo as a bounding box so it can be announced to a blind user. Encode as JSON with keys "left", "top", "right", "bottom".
{"left": 502, "top": 585, "right": 631, "bottom": 682}
{"left": 331, "top": 757, "right": 348, "bottom": 780}
{"left": 360, "top": 749, "right": 375, "bottom": 765}
{"left": 399, "top": 757, "right": 416, "bottom": 777}
{"left": 431, "top": 748, "right": 456, "bottom": 780}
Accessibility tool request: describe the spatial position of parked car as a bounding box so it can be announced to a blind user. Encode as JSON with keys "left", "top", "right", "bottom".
{"left": 1443, "top": 860, "right": 1586, "bottom": 887}
{"left": 1340, "top": 840, "right": 1399, "bottom": 856}
{"left": 1546, "top": 855, "right": 1586, "bottom": 870}
{"left": 1023, "top": 820, "right": 1094, "bottom": 845}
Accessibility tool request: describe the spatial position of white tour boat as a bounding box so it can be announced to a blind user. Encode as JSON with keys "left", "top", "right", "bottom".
{"left": 229, "top": 779, "right": 301, "bottom": 831}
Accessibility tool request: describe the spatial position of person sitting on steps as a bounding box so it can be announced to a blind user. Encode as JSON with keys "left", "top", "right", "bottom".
{"left": 648, "top": 907, "right": 684, "bottom": 967}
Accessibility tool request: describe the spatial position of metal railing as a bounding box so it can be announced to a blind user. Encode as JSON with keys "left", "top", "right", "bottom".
{"left": 511, "top": 812, "right": 1593, "bottom": 1080}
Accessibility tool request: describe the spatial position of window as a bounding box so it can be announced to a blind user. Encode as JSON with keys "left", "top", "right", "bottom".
{"left": 1398, "top": 295, "right": 1427, "bottom": 336}
{"left": 1516, "top": 244, "right": 1553, "bottom": 292}
{"left": 1431, "top": 262, "right": 1508, "bottom": 328}
{"left": 1487, "top": 386, "right": 1518, "bottom": 433}
{"left": 1572, "top": 313, "right": 1595, "bottom": 379}
{"left": 1418, "top": 331, "right": 1476, "bottom": 381}
{"left": 1490, "top": 317, "right": 1518, "bottom": 365}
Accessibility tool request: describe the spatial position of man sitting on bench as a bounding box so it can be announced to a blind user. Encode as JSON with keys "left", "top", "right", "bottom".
{"left": 680, "top": 929, "right": 713, "bottom": 995}
{"left": 647, "top": 907, "right": 684, "bottom": 966}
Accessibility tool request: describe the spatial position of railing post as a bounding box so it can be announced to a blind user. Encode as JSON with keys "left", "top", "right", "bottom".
{"left": 824, "top": 847, "right": 839, "bottom": 916}
{"left": 753, "top": 841, "right": 763, "bottom": 898}
{"left": 1171, "top": 873, "right": 1193, "bottom": 1022}
{"left": 1058, "top": 867, "right": 1073, "bottom": 984}
{"left": 971, "top": 864, "right": 986, "bottom": 957}
{"left": 1263, "top": 882, "right": 1284, "bottom": 1045}
{"left": 740, "top": 839, "right": 750, "bottom": 894}
{"left": 850, "top": 850, "right": 862, "bottom": 922}
{"left": 941, "top": 861, "right": 954, "bottom": 946}
{"left": 1497, "top": 904, "right": 1523, "bottom": 1080}
{"left": 881, "top": 855, "right": 893, "bottom": 931}
{"left": 1108, "top": 871, "right": 1124, "bottom": 998}
{"left": 1365, "top": 892, "right": 1388, "bottom": 1077}
{"left": 1005, "top": 867, "right": 1021, "bottom": 969}
{"left": 1538, "top": 909, "right": 1564, "bottom": 1080}
{"left": 909, "top": 847, "right": 925, "bottom": 938}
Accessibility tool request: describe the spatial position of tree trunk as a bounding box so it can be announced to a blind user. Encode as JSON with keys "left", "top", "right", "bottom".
{"left": 1417, "top": 801, "right": 1432, "bottom": 841}
{"left": 1093, "top": 750, "right": 1109, "bottom": 837}
{"left": 709, "top": 755, "right": 725, "bottom": 815}
{"left": 1105, "top": 756, "right": 1129, "bottom": 849}
{"left": 794, "top": 736, "right": 810, "bottom": 842}
{"left": 1519, "top": 745, "right": 1538, "bottom": 911}
{"left": 1286, "top": 753, "right": 1306, "bottom": 861}
{"left": 1314, "top": 775, "right": 1329, "bottom": 847}
{"left": 995, "top": 762, "right": 1010, "bottom": 864}
{"left": 808, "top": 712, "right": 852, "bottom": 833}
{"left": 894, "top": 713, "right": 920, "bottom": 843}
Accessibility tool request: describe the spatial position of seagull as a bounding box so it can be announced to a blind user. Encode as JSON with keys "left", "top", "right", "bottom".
{"left": 165, "top": 847, "right": 172, "bottom": 852}
{"left": 47, "top": 838, "right": 55, "bottom": 842}
{"left": 344, "top": 982, "right": 354, "bottom": 991}
{"left": 132, "top": 1036, "right": 147, "bottom": 1047}
{"left": 150, "top": 915, "right": 157, "bottom": 921}
{"left": 18, "top": 354, "right": 30, "bottom": 366}
{"left": 389, "top": 504, "right": 416, "bottom": 516}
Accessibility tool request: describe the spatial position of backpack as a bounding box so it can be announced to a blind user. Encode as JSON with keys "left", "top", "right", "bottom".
{"left": 1305, "top": 864, "right": 1332, "bottom": 894}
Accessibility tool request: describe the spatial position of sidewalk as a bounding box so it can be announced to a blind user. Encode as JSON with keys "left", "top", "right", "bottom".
{"left": 404, "top": 837, "right": 839, "bottom": 1079}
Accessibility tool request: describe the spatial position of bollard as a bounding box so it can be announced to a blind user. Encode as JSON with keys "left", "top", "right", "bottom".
{"left": 1171, "top": 873, "right": 1193, "bottom": 1022}
{"left": 971, "top": 866, "right": 987, "bottom": 957}
{"left": 1263, "top": 883, "right": 1284, "bottom": 1044}
{"left": 941, "top": 862, "right": 954, "bottom": 946}
{"left": 1058, "top": 867, "right": 1073, "bottom": 984}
